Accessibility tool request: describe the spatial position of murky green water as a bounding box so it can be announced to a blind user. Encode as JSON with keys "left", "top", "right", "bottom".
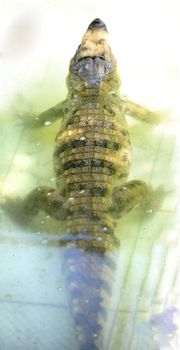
{"left": 0, "top": 1, "right": 179, "bottom": 349}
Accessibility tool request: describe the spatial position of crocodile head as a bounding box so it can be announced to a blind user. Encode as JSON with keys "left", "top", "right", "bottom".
{"left": 69, "top": 18, "right": 116, "bottom": 87}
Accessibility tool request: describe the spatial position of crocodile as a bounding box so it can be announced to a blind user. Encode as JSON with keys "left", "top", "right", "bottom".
{"left": 1, "top": 18, "right": 164, "bottom": 350}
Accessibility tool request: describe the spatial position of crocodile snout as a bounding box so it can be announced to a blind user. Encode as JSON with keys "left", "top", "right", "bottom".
{"left": 88, "top": 18, "right": 107, "bottom": 31}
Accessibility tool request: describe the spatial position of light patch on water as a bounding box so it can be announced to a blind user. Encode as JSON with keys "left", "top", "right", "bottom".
{"left": 13, "top": 154, "right": 31, "bottom": 168}
{"left": 1, "top": 173, "right": 34, "bottom": 196}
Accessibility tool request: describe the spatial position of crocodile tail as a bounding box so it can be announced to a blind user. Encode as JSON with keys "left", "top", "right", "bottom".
{"left": 62, "top": 244, "right": 116, "bottom": 350}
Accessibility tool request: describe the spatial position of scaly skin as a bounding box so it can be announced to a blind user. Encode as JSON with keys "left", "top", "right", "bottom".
{"left": 0, "top": 18, "right": 164, "bottom": 350}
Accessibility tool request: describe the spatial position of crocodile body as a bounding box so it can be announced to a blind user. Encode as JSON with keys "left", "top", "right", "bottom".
{"left": 54, "top": 85, "right": 131, "bottom": 244}
{"left": 1, "top": 19, "right": 163, "bottom": 350}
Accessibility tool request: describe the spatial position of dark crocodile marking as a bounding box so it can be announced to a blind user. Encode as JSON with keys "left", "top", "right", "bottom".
{"left": 63, "top": 158, "right": 116, "bottom": 172}
{"left": 54, "top": 139, "right": 121, "bottom": 155}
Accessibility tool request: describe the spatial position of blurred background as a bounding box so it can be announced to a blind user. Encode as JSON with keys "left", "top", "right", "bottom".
{"left": 0, "top": 0, "right": 179, "bottom": 349}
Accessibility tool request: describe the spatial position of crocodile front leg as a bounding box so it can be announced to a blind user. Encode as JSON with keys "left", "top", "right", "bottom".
{"left": 1, "top": 187, "right": 67, "bottom": 224}
{"left": 110, "top": 180, "right": 164, "bottom": 218}
{"left": 122, "top": 98, "right": 167, "bottom": 124}
{"left": 29, "top": 99, "right": 68, "bottom": 128}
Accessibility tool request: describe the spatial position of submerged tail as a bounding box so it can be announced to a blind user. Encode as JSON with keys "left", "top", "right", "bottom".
{"left": 62, "top": 243, "right": 116, "bottom": 350}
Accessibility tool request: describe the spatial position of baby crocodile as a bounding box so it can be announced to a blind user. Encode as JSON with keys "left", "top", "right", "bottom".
{"left": 1, "top": 18, "right": 163, "bottom": 350}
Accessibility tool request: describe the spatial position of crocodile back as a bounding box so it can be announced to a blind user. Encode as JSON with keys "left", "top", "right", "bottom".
{"left": 54, "top": 92, "right": 131, "bottom": 245}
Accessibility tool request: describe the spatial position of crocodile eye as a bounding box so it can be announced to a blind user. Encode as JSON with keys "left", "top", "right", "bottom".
{"left": 98, "top": 55, "right": 105, "bottom": 60}
{"left": 98, "top": 39, "right": 106, "bottom": 45}
{"left": 81, "top": 46, "right": 88, "bottom": 51}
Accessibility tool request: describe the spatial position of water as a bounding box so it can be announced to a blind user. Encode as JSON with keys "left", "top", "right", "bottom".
{"left": 0, "top": 1, "right": 179, "bottom": 349}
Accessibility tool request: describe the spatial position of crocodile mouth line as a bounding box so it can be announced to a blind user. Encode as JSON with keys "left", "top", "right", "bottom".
{"left": 77, "top": 55, "right": 106, "bottom": 62}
